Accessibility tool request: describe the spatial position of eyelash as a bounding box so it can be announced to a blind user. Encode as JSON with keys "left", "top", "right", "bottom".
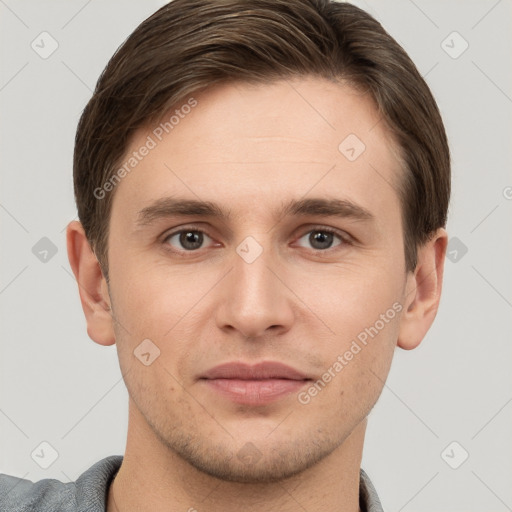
{"left": 161, "top": 225, "right": 353, "bottom": 255}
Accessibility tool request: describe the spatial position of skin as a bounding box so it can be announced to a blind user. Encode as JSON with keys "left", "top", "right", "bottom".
{"left": 67, "top": 76, "right": 448, "bottom": 512}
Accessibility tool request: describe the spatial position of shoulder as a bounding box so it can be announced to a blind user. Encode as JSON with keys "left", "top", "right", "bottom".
{"left": 0, "top": 455, "right": 123, "bottom": 512}
{"left": 360, "top": 467, "right": 385, "bottom": 512}
{"left": 0, "top": 473, "right": 75, "bottom": 511}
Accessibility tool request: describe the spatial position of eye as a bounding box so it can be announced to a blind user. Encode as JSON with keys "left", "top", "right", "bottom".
{"left": 162, "top": 226, "right": 350, "bottom": 255}
{"left": 164, "top": 229, "right": 214, "bottom": 251}
{"left": 295, "top": 228, "right": 347, "bottom": 251}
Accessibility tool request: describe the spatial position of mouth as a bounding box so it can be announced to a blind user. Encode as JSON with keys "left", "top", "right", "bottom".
{"left": 199, "top": 361, "right": 312, "bottom": 405}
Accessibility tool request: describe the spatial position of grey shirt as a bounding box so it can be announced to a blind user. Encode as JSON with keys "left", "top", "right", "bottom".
{"left": 0, "top": 456, "right": 384, "bottom": 511}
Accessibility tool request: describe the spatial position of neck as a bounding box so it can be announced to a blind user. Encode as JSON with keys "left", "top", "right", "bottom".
{"left": 107, "top": 401, "right": 366, "bottom": 512}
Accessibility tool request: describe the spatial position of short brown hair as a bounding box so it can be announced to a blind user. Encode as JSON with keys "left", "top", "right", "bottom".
{"left": 73, "top": 0, "right": 450, "bottom": 279}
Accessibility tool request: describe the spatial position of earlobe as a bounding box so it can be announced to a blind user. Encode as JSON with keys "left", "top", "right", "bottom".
{"left": 66, "top": 220, "right": 116, "bottom": 346}
{"left": 397, "top": 228, "right": 448, "bottom": 350}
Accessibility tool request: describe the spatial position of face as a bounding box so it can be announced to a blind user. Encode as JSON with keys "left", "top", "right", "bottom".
{"left": 105, "top": 77, "right": 410, "bottom": 482}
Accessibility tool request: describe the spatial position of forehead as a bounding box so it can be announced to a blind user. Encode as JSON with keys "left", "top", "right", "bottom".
{"left": 111, "top": 77, "right": 403, "bottom": 227}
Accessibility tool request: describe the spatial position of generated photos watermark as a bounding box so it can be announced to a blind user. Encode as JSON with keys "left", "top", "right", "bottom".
{"left": 298, "top": 301, "right": 403, "bottom": 405}
{"left": 93, "top": 97, "right": 198, "bottom": 200}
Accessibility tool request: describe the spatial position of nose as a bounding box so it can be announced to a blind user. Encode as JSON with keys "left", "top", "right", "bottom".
{"left": 215, "top": 241, "right": 295, "bottom": 340}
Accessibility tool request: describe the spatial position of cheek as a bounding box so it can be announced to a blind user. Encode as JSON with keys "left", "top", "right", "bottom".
{"left": 293, "top": 259, "right": 404, "bottom": 340}
{"left": 108, "top": 251, "right": 201, "bottom": 335}
{"left": 298, "top": 308, "right": 400, "bottom": 422}
{"left": 108, "top": 259, "right": 217, "bottom": 379}
{"left": 292, "top": 261, "right": 403, "bottom": 403}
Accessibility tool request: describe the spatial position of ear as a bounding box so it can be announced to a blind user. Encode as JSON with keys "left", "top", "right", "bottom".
{"left": 66, "top": 220, "right": 115, "bottom": 346}
{"left": 397, "top": 228, "right": 448, "bottom": 350}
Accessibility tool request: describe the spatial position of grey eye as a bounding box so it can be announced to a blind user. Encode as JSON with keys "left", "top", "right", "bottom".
{"left": 296, "top": 230, "right": 342, "bottom": 250}
{"left": 166, "top": 230, "right": 212, "bottom": 251}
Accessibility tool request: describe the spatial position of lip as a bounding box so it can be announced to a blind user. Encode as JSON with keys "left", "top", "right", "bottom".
{"left": 201, "top": 361, "right": 310, "bottom": 380}
{"left": 200, "top": 361, "right": 311, "bottom": 405}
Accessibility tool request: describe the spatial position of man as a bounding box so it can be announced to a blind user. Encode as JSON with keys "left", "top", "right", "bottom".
{"left": 0, "top": 0, "right": 450, "bottom": 510}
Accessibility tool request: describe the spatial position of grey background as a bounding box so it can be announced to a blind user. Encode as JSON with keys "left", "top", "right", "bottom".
{"left": 1, "top": 1, "right": 511, "bottom": 510}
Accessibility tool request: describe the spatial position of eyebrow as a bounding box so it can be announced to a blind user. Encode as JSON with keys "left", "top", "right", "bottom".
{"left": 135, "top": 196, "right": 374, "bottom": 227}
